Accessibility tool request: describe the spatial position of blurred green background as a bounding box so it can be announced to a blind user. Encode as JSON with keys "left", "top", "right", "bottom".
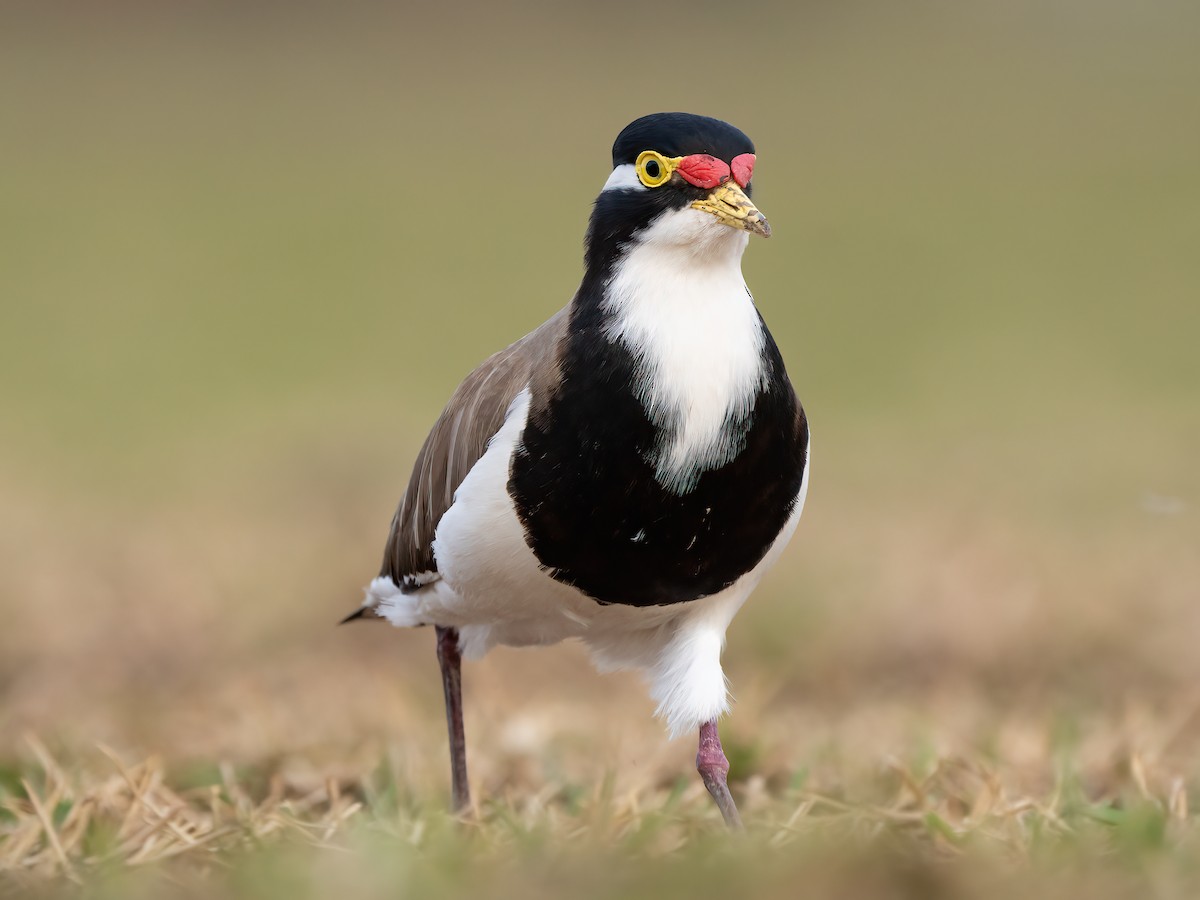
{"left": 1, "top": 0, "right": 1199, "bottom": 835}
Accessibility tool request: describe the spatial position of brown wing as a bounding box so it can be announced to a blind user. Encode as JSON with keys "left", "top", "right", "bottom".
{"left": 378, "top": 306, "right": 569, "bottom": 587}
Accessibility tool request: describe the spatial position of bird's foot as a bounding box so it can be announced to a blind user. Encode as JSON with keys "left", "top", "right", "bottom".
{"left": 696, "top": 720, "right": 743, "bottom": 830}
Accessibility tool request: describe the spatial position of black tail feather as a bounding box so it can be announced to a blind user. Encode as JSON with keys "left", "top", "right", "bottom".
{"left": 338, "top": 607, "right": 370, "bottom": 625}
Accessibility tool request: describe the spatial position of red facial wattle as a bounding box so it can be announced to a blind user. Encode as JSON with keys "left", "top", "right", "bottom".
{"left": 677, "top": 154, "right": 731, "bottom": 190}
{"left": 675, "top": 153, "right": 756, "bottom": 190}
{"left": 731, "top": 153, "right": 755, "bottom": 189}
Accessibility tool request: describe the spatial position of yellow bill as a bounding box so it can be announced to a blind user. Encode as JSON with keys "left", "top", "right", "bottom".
{"left": 691, "top": 181, "right": 771, "bottom": 237}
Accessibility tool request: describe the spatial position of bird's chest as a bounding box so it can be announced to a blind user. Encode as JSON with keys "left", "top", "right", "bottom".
{"left": 606, "top": 269, "right": 767, "bottom": 496}
{"left": 508, "top": 277, "right": 807, "bottom": 607}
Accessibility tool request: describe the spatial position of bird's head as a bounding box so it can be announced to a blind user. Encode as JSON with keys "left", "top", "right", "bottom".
{"left": 585, "top": 112, "right": 768, "bottom": 274}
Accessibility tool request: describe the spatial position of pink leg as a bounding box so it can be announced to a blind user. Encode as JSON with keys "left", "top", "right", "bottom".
{"left": 435, "top": 626, "right": 471, "bottom": 814}
{"left": 697, "top": 720, "right": 743, "bottom": 829}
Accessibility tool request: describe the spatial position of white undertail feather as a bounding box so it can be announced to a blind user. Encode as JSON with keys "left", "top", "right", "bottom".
{"left": 603, "top": 206, "right": 766, "bottom": 494}
{"left": 364, "top": 576, "right": 418, "bottom": 626}
{"left": 651, "top": 607, "right": 735, "bottom": 736}
{"left": 585, "top": 590, "right": 743, "bottom": 737}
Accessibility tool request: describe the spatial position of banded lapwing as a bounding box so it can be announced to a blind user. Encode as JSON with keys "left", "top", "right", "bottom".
{"left": 344, "top": 112, "right": 810, "bottom": 827}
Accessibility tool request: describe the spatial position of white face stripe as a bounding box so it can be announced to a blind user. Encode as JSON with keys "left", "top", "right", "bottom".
{"left": 601, "top": 163, "right": 646, "bottom": 193}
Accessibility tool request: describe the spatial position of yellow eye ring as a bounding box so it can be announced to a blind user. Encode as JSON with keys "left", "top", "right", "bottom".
{"left": 635, "top": 150, "right": 682, "bottom": 188}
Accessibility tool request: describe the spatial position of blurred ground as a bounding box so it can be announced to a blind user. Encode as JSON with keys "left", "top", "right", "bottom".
{"left": 2, "top": 1, "right": 1199, "bottom": 896}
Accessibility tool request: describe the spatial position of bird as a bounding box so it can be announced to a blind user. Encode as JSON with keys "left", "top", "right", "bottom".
{"left": 342, "top": 112, "right": 810, "bottom": 828}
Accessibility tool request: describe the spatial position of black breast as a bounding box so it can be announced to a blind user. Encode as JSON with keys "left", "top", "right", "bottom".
{"left": 508, "top": 304, "right": 808, "bottom": 607}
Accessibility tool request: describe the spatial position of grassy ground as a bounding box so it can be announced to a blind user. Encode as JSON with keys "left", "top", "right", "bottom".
{"left": 2, "top": 2, "right": 1199, "bottom": 896}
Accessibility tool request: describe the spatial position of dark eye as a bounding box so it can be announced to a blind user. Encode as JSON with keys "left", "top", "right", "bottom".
{"left": 644, "top": 159, "right": 661, "bottom": 180}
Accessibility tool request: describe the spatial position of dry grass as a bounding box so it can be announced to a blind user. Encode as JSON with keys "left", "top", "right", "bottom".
{"left": 5, "top": 703, "right": 1200, "bottom": 899}
{"left": 1, "top": 737, "right": 360, "bottom": 884}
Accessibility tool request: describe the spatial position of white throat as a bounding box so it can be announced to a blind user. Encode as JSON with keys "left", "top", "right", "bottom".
{"left": 602, "top": 206, "right": 767, "bottom": 495}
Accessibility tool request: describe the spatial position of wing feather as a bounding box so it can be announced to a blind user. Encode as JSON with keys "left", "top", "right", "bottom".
{"left": 378, "top": 307, "right": 569, "bottom": 587}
